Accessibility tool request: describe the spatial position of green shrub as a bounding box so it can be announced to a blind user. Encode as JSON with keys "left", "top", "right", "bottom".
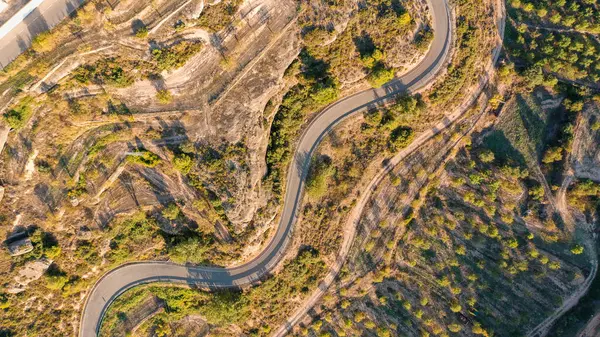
{"left": 549, "top": 261, "right": 561, "bottom": 270}
{"left": 529, "top": 184, "right": 545, "bottom": 201}
{"left": 73, "top": 59, "right": 134, "bottom": 87}
{"left": 67, "top": 175, "right": 87, "bottom": 199}
{"left": 152, "top": 42, "right": 204, "bottom": 71}
{"left": 563, "top": 98, "right": 584, "bottom": 113}
{"left": 0, "top": 293, "right": 10, "bottom": 309}
{"left": 162, "top": 204, "right": 181, "bottom": 221}
{"left": 397, "top": 12, "right": 412, "bottom": 26}
{"left": 174, "top": 20, "right": 186, "bottom": 32}
{"left": 414, "top": 29, "right": 434, "bottom": 51}
{"left": 377, "top": 327, "right": 391, "bottom": 337}
{"left": 197, "top": 0, "right": 242, "bottom": 32}
{"left": 45, "top": 273, "right": 69, "bottom": 291}
{"left": 168, "top": 236, "right": 211, "bottom": 264}
{"left": 126, "top": 150, "right": 161, "bottom": 167}
{"left": 542, "top": 146, "right": 564, "bottom": 163}
{"left": 450, "top": 301, "right": 462, "bottom": 313}
{"left": 200, "top": 290, "right": 249, "bottom": 325}
{"left": 310, "top": 82, "right": 339, "bottom": 105}
{"left": 571, "top": 179, "right": 600, "bottom": 197}
{"left": 156, "top": 89, "right": 172, "bottom": 103}
{"left": 135, "top": 26, "right": 148, "bottom": 38}
{"left": 571, "top": 244, "right": 584, "bottom": 255}
{"left": 32, "top": 31, "right": 58, "bottom": 52}
{"left": 173, "top": 153, "right": 194, "bottom": 174}
{"left": 479, "top": 149, "right": 495, "bottom": 163}
{"left": 303, "top": 28, "right": 335, "bottom": 50}
{"left": 306, "top": 156, "right": 335, "bottom": 198}
{"left": 44, "top": 246, "right": 62, "bottom": 259}
{"left": 448, "top": 324, "right": 462, "bottom": 333}
{"left": 3, "top": 96, "right": 34, "bottom": 130}
{"left": 392, "top": 94, "right": 424, "bottom": 116}
{"left": 367, "top": 63, "right": 395, "bottom": 88}
{"left": 388, "top": 126, "right": 414, "bottom": 151}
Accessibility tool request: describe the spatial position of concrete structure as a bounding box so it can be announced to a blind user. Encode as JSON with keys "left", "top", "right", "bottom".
{"left": 0, "top": 1, "right": 9, "bottom": 14}
{"left": 6, "top": 236, "right": 33, "bottom": 256}
{"left": 0, "top": 0, "right": 85, "bottom": 69}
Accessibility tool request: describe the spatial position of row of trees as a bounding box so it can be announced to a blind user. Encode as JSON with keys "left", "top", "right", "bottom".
{"left": 511, "top": 0, "right": 600, "bottom": 34}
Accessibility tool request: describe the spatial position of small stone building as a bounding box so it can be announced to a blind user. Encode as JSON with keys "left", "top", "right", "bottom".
{"left": 6, "top": 236, "right": 33, "bottom": 256}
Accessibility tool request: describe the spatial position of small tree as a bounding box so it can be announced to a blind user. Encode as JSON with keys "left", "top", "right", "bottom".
{"left": 472, "top": 322, "right": 486, "bottom": 335}
{"left": 571, "top": 244, "right": 584, "bottom": 255}
{"left": 135, "top": 26, "right": 149, "bottom": 38}
{"left": 489, "top": 94, "right": 504, "bottom": 109}
{"left": 448, "top": 324, "right": 462, "bottom": 333}
{"left": 542, "top": 146, "right": 563, "bottom": 163}
{"left": 156, "top": 89, "right": 173, "bottom": 104}
{"left": 450, "top": 301, "right": 462, "bottom": 313}
{"left": 162, "top": 203, "right": 181, "bottom": 221}
{"left": 478, "top": 149, "right": 495, "bottom": 163}
{"left": 367, "top": 64, "right": 395, "bottom": 88}
{"left": 529, "top": 184, "right": 545, "bottom": 201}
{"left": 173, "top": 153, "right": 194, "bottom": 174}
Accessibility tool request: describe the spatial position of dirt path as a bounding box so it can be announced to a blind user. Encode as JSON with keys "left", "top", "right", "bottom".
{"left": 578, "top": 313, "right": 600, "bottom": 337}
{"left": 526, "top": 175, "right": 598, "bottom": 337}
{"left": 0, "top": 124, "right": 9, "bottom": 155}
{"left": 526, "top": 111, "right": 599, "bottom": 337}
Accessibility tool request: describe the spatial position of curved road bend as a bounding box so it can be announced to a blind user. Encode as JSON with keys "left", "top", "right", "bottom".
{"left": 79, "top": 0, "right": 451, "bottom": 335}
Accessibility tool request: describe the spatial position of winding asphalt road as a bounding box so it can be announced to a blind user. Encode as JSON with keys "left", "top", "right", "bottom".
{"left": 79, "top": 0, "right": 451, "bottom": 335}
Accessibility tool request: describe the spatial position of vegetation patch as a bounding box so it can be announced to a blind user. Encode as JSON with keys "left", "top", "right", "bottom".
{"left": 506, "top": 8, "right": 600, "bottom": 85}
{"left": 152, "top": 41, "right": 204, "bottom": 71}
{"left": 72, "top": 58, "right": 134, "bottom": 88}
{"left": 306, "top": 155, "right": 335, "bottom": 199}
{"left": 100, "top": 248, "right": 326, "bottom": 336}
{"left": 428, "top": 0, "right": 495, "bottom": 106}
{"left": 509, "top": 0, "right": 600, "bottom": 34}
{"left": 125, "top": 150, "right": 161, "bottom": 168}
{"left": 197, "top": 0, "right": 243, "bottom": 32}
{"left": 3, "top": 96, "right": 34, "bottom": 130}
{"left": 264, "top": 53, "right": 340, "bottom": 200}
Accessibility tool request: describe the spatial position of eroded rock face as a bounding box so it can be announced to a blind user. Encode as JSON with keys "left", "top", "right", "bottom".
{"left": 208, "top": 34, "right": 301, "bottom": 228}
{"left": 96, "top": 0, "right": 301, "bottom": 231}
{"left": 573, "top": 104, "right": 600, "bottom": 180}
